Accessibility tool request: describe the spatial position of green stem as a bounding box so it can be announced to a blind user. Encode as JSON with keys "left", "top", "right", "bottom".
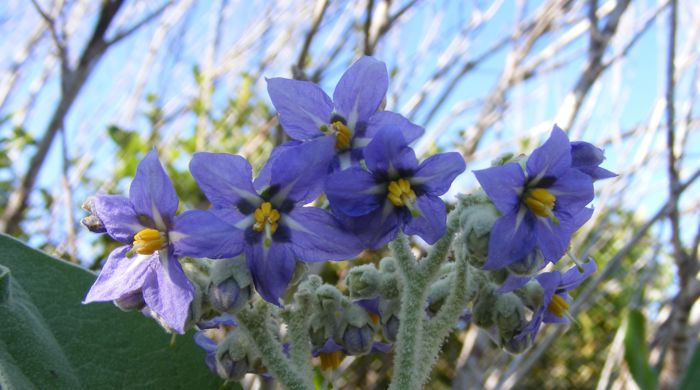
{"left": 415, "top": 258, "right": 472, "bottom": 386}
{"left": 287, "top": 299, "right": 314, "bottom": 381}
{"left": 237, "top": 301, "right": 311, "bottom": 390}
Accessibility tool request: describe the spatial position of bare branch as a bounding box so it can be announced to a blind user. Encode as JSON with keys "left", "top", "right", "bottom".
{"left": 105, "top": 1, "right": 173, "bottom": 46}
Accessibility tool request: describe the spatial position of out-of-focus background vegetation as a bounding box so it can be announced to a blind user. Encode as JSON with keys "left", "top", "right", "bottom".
{"left": 0, "top": 0, "right": 698, "bottom": 388}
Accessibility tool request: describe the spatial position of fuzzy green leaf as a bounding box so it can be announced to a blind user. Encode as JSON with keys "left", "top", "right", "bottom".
{"left": 0, "top": 234, "right": 225, "bottom": 389}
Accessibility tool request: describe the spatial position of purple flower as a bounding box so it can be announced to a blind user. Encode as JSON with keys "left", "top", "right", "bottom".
{"left": 326, "top": 127, "right": 465, "bottom": 249}
{"left": 83, "top": 151, "right": 235, "bottom": 333}
{"left": 473, "top": 126, "right": 595, "bottom": 270}
{"left": 267, "top": 56, "right": 423, "bottom": 172}
{"left": 313, "top": 338, "right": 392, "bottom": 371}
{"left": 190, "top": 138, "right": 363, "bottom": 305}
{"left": 194, "top": 315, "right": 247, "bottom": 380}
{"left": 506, "top": 260, "right": 596, "bottom": 347}
{"left": 571, "top": 141, "right": 616, "bottom": 181}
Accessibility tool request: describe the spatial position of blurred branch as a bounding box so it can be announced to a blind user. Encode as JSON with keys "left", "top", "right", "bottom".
{"left": 106, "top": 1, "right": 172, "bottom": 46}
{"left": 293, "top": 0, "right": 329, "bottom": 79}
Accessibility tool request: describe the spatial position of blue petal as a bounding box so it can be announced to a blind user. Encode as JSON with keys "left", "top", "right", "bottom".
{"left": 533, "top": 218, "right": 569, "bottom": 263}
{"left": 246, "top": 242, "right": 296, "bottom": 305}
{"left": 363, "top": 127, "right": 418, "bottom": 175}
{"left": 83, "top": 246, "right": 154, "bottom": 303}
{"left": 254, "top": 140, "right": 303, "bottom": 192}
{"left": 284, "top": 206, "right": 363, "bottom": 262}
{"left": 129, "top": 150, "right": 178, "bottom": 229}
{"left": 549, "top": 168, "right": 594, "bottom": 212}
{"left": 498, "top": 274, "right": 532, "bottom": 293}
{"left": 536, "top": 271, "right": 562, "bottom": 301}
{"left": 93, "top": 194, "right": 143, "bottom": 244}
{"left": 335, "top": 202, "right": 400, "bottom": 250}
{"left": 171, "top": 210, "right": 245, "bottom": 259}
{"left": 190, "top": 152, "right": 260, "bottom": 209}
{"left": 363, "top": 111, "right": 424, "bottom": 143}
{"left": 526, "top": 125, "right": 572, "bottom": 181}
{"left": 473, "top": 163, "right": 525, "bottom": 215}
{"left": 410, "top": 152, "right": 465, "bottom": 195}
{"left": 558, "top": 259, "right": 596, "bottom": 291}
{"left": 266, "top": 77, "right": 333, "bottom": 140}
{"left": 269, "top": 136, "right": 335, "bottom": 205}
{"left": 403, "top": 194, "right": 446, "bottom": 244}
{"left": 333, "top": 57, "right": 388, "bottom": 128}
{"left": 142, "top": 250, "right": 194, "bottom": 334}
{"left": 483, "top": 209, "right": 536, "bottom": 270}
{"left": 326, "top": 167, "right": 384, "bottom": 217}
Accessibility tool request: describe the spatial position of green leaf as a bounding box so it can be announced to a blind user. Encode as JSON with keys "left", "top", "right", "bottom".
{"left": 679, "top": 341, "right": 700, "bottom": 390}
{"left": 623, "top": 309, "right": 658, "bottom": 390}
{"left": 0, "top": 234, "right": 226, "bottom": 389}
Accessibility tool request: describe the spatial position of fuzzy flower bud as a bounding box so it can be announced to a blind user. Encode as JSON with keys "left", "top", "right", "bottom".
{"left": 114, "top": 290, "right": 145, "bottom": 311}
{"left": 456, "top": 194, "right": 500, "bottom": 267}
{"left": 472, "top": 286, "right": 498, "bottom": 328}
{"left": 209, "top": 278, "right": 251, "bottom": 314}
{"left": 494, "top": 293, "right": 527, "bottom": 340}
{"left": 382, "top": 315, "right": 400, "bottom": 343}
{"left": 346, "top": 264, "right": 381, "bottom": 299}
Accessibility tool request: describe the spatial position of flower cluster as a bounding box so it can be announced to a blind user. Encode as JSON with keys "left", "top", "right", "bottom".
{"left": 82, "top": 56, "right": 464, "bottom": 334}
{"left": 81, "top": 56, "right": 615, "bottom": 385}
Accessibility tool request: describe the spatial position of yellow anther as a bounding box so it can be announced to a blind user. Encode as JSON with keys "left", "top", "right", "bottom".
{"left": 319, "top": 351, "right": 344, "bottom": 371}
{"left": 133, "top": 228, "right": 166, "bottom": 255}
{"left": 387, "top": 178, "right": 417, "bottom": 207}
{"left": 331, "top": 121, "right": 352, "bottom": 150}
{"left": 253, "top": 202, "right": 279, "bottom": 234}
{"left": 524, "top": 188, "right": 556, "bottom": 218}
{"left": 547, "top": 294, "right": 570, "bottom": 318}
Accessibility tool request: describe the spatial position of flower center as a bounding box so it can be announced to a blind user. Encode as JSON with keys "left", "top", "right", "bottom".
{"left": 253, "top": 202, "right": 280, "bottom": 234}
{"left": 547, "top": 294, "right": 570, "bottom": 317}
{"left": 319, "top": 351, "right": 344, "bottom": 370}
{"left": 331, "top": 120, "right": 352, "bottom": 150}
{"left": 132, "top": 228, "right": 167, "bottom": 255}
{"left": 387, "top": 178, "right": 416, "bottom": 207}
{"left": 524, "top": 188, "right": 556, "bottom": 218}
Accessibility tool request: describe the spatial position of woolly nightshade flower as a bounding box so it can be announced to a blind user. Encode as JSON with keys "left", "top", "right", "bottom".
{"left": 266, "top": 56, "right": 423, "bottom": 173}
{"left": 190, "top": 138, "right": 364, "bottom": 305}
{"left": 473, "top": 126, "right": 596, "bottom": 270}
{"left": 326, "top": 127, "right": 465, "bottom": 249}
{"left": 83, "top": 150, "right": 235, "bottom": 333}
{"left": 505, "top": 260, "right": 597, "bottom": 348}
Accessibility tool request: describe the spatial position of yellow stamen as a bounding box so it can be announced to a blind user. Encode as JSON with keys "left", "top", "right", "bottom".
{"left": 524, "top": 188, "right": 556, "bottom": 219}
{"left": 331, "top": 121, "right": 352, "bottom": 150}
{"left": 253, "top": 202, "right": 280, "bottom": 234}
{"left": 133, "top": 228, "right": 166, "bottom": 255}
{"left": 319, "top": 351, "right": 344, "bottom": 370}
{"left": 547, "top": 294, "right": 570, "bottom": 317}
{"left": 387, "top": 178, "right": 417, "bottom": 207}
{"left": 369, "top": 313, "right": 380, "bottom": 325}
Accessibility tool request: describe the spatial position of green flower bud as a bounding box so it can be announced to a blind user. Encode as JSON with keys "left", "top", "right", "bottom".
{"left": 472, "top": 287, "right": 497, "bottom": 328}
{"left": 379, "top": 257, "right": 397, "bottom": 273}
{"left": 494, "top": 293, "right": 527, "bottom": 340}
{"left": 346, "top": 264, "right": 381, "bottom": 299}
{"left": 383, "top": 315, "right": 400, "bottom": 343}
